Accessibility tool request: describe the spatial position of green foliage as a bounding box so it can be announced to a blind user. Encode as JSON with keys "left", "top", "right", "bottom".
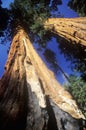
{"left": 68, "top": 0, "right": 86, "bottom": 16}
{"left": 0, "top": 0, "right": 62, "bottom": 43}
{"left": 10, "top": 0, "right": 51, "bottom": 43}
{"left": 10, "top": 0, "right": 62, "bottom": 44}
{"left": 64, "top": 75, "right": 86, "bottom": 117}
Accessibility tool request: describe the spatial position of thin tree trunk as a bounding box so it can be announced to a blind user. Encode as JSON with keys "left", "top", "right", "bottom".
{"left": 0, "top": 27, "right": 85, "bottom": 130}
{"left": 44, "top": 17, "right": 86, "bottom": 46}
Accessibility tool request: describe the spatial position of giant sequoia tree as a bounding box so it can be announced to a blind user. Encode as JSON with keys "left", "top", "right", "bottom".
{"left": 0, "top": 0, "right": 86, "bottom": 130}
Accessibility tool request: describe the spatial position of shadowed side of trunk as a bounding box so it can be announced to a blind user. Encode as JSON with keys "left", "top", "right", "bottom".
{"left": 0, "top": 27, "right": 28, "bottom": 130}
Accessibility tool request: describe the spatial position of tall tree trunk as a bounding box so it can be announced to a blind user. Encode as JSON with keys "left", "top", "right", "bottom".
{"left": 44, "top": 17, "right": 86, "bottom": 46}
{"left": 0, "top": 27, "right": 85, "bottom": 130}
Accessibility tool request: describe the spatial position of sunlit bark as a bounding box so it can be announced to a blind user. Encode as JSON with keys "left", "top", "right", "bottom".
{"left": 0, "top": 27, "right": 85, "bottom": 130}
{"left": 44, "top": 17, "right": 86, "bottom": 46}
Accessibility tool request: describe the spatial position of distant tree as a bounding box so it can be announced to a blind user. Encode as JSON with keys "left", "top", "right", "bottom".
{"left": 43, "top": 48, "right": 69, "bottom": 81}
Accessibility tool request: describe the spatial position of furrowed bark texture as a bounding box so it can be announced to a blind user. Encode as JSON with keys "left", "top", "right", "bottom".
{"left": 0, "top": 28, "right": 85, "bottom": 130}
{"left": 44, "top": 17, "right": 86, "bottom": 46}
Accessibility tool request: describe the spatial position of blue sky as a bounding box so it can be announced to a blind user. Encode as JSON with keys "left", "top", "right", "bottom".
{"left": 58, "top": 0, "right": 78, "bottom": 18}
{"left": 0, "top": 0, "right": 79, "bottom": 84}
{"left": 0, "top": 0, "right": 13, "bottom": 78}
{"left": 0, "top": 41, "right": 10, "bottom": 77}
{"left": 2, "top": 0, "right": 14, "bottom": 8}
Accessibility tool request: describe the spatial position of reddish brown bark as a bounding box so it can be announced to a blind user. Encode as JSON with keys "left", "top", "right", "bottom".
{"left": 0, "top": 27, "right": 85, "bottom": 130}
{"left": 44, "top": 17, "right": 86, "bottom": 46}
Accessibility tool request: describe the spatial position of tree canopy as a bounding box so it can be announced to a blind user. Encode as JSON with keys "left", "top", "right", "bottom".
{"left": 68, "top": 0, "right": 86, "bottom": 16}
{"left": 10, "top": 0, "right": 63, "bottom": 42}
